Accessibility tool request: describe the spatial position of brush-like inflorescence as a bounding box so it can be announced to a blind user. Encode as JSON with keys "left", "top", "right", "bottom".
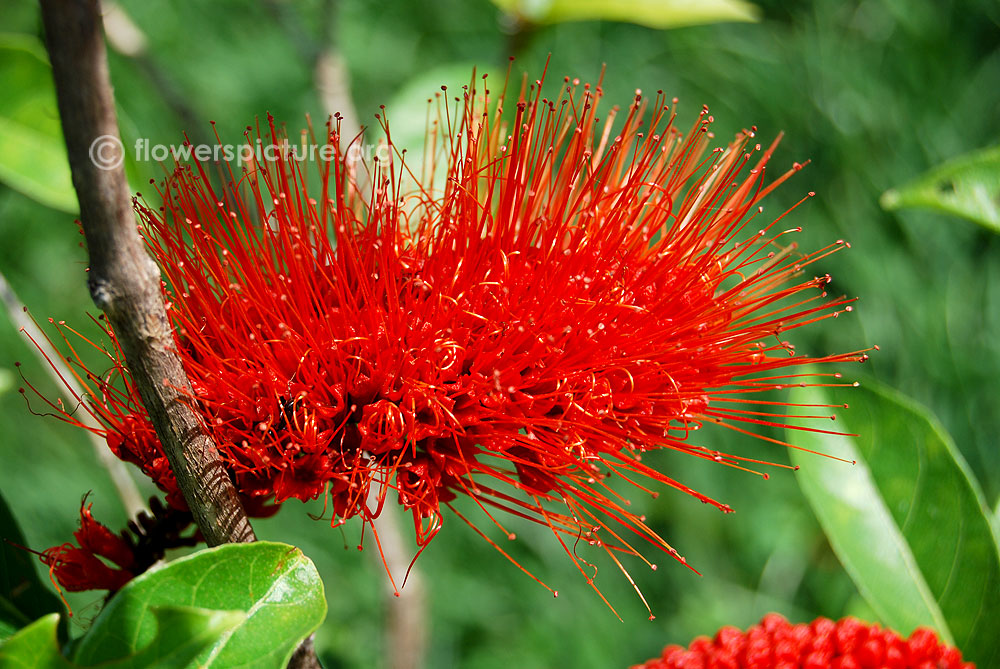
{"left": 25, "top": 69, "right": 869, "bottom": 615}
{"left": 632, "top": 613, "right": 973, "bottom": 668}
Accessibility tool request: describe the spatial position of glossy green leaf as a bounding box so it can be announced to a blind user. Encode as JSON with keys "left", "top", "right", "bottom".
{"left": 788, "top": 380, "right": 1000, "bottom": 667}
{"left": 0, "top": 489, "right": 62, "bottom": 642}
{"left": 0, "top": 608, "right": 243, "bottom": 669}
{"left": 0, "top": 34, "right": 76, "bottom": 213}
{"left": 489, "top": 0, "right": 760, "bottom": 29}
{"left": 71, "top": 542, "right": 326, "bottom": 668}
{"left": 0, "top": 614, "right": 74, "bottom": 669}
{"left": 880, "top": 144, "right": 1000, "bottom": 233}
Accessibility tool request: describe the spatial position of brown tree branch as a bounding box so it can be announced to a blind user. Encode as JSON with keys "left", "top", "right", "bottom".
{"left": 39, "top": 4, "right": 326, "bottom": 666}
{"left": 38, "top": 0, "right": 255, "bottom": 547}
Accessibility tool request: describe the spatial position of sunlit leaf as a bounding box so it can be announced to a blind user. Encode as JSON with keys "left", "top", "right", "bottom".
{"left": 880, "top": 145, "right": 1000, "bottom": 233}
{"left": 993, "top": 501, "right": 1000, "bottom": 542}
{"left": 788, "top": 380, "right": 1000, "bottom": 667}
{"left": 0, "top": 34, "right": 76, "bottom": 213}
{"left": 0, "top": 608, "right": 243, "bottom": 669}
{"left": 71, "top": 542, "right": 326, "bottom": 668}
{"left": 489, "top": 0, "right": 760, "bottom": 29}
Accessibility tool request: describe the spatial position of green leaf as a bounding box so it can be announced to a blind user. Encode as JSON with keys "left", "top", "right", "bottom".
{"left": 100, "top": 607, "right": 246, "bottom": 669}
{"left": 0, "top": 489, "right": 62, "bottom": 642}
{"left": 0, "top": 602, "right": 21, "bottom": 643}
{"left": 0, "top": 614, "right": 73, "bottom": 669}
{"left": 993, "top": 500, "right": 1000, "bottom": 540}
{"left": 70, "top": 542, "right": 326, "bottom": 668}
{"left": 489, "top": 0, "right": 760, "bottom": 29}
{"left": 0, "top": 33, "right": 76, "bottom": 213}
{"left": 788, "top": 380, "right": 1000, "bottom": 667}
{"left": 0, "top": 608, "right": 244, "bottom": 669}
{"left": 880, "top": 144, "right": 1000, "bottom": 233}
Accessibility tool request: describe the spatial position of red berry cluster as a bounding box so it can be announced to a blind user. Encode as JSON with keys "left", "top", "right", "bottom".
{"left": 634, "top": 614, "right": 973, "bottom": 669}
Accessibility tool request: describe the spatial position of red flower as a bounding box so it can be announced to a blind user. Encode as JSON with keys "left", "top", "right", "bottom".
{"left": 36, "top": 495, "right": 198, "bottom": 599}
{"left": 633, "top": 613, "right": 973, "bottom": 668}
{"left": 40, "top": 498, "right": 134, "bottom": 595}
{"left": 41, "top": 544, "right": 133, "bottom": 594}
{"left": 26, "top": 71, "right": 868, "bottom": 609}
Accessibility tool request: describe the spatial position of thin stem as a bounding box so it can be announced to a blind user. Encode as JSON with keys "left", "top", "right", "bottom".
{"left": 261, "top": 3, "right": 426, "bottom": 665}
{"left": 0, "top": 268, "right": 146, "bottom": 519}
{"left": 366, "top": 488, "right": 428, "bottom": 669}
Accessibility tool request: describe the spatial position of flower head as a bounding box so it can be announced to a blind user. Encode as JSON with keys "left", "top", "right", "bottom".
{"left": 28, "top": 70, "right": 867, "bottom": 609}
{"left": 633, "top": 613, "right": 973, "bottom": 668}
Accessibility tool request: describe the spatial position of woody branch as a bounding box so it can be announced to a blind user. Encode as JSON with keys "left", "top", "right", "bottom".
{"left": 38, "top": 0, "right": 255, "bottom": 552}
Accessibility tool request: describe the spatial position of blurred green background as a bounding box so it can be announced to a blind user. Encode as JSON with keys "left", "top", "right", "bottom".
{"left": 1, "top": 0, "right": 998, "bottom": 667}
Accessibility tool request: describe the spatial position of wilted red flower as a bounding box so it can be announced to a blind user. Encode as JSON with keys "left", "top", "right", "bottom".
{"left": 36, "top": 495, "right": 198, "bottom": 608}
{"left": 40, "top": 497, "right": 134, "bottom": 595}
{"left": 633, "top": 613, "right": 973, "bottom": 668}
{"left": 25, "top": 70, "right": 868, "bottom": 609}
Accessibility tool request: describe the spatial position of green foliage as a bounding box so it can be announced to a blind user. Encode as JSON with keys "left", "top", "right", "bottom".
{"left": 881, "top": 145, "right": 1000, "bottom": 233}
{"left": 0, "top": 541, "right": 325, "bottom": 668}
{"left": 70, "top": 542, "right": 326, "bottom": 668}
{"left": 0, "top": 609, "right": 244, "bottom": 669}
{"left": 0, "top": 542, "right": 326, "bottom": 669}
{"left": 0, "top": 615, "right": 75, "bottom": 669}
{"left": 489, "top": 0, "right": 759, "bottom": 28}
{"left": 0, "top": 34, "right": 75, "bottom": 213}
{"left": 789, "top": 381, "right": 1000, "bottom": 668}
{"left": 0, "top": 490, "right": 61, "bottom": 642}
